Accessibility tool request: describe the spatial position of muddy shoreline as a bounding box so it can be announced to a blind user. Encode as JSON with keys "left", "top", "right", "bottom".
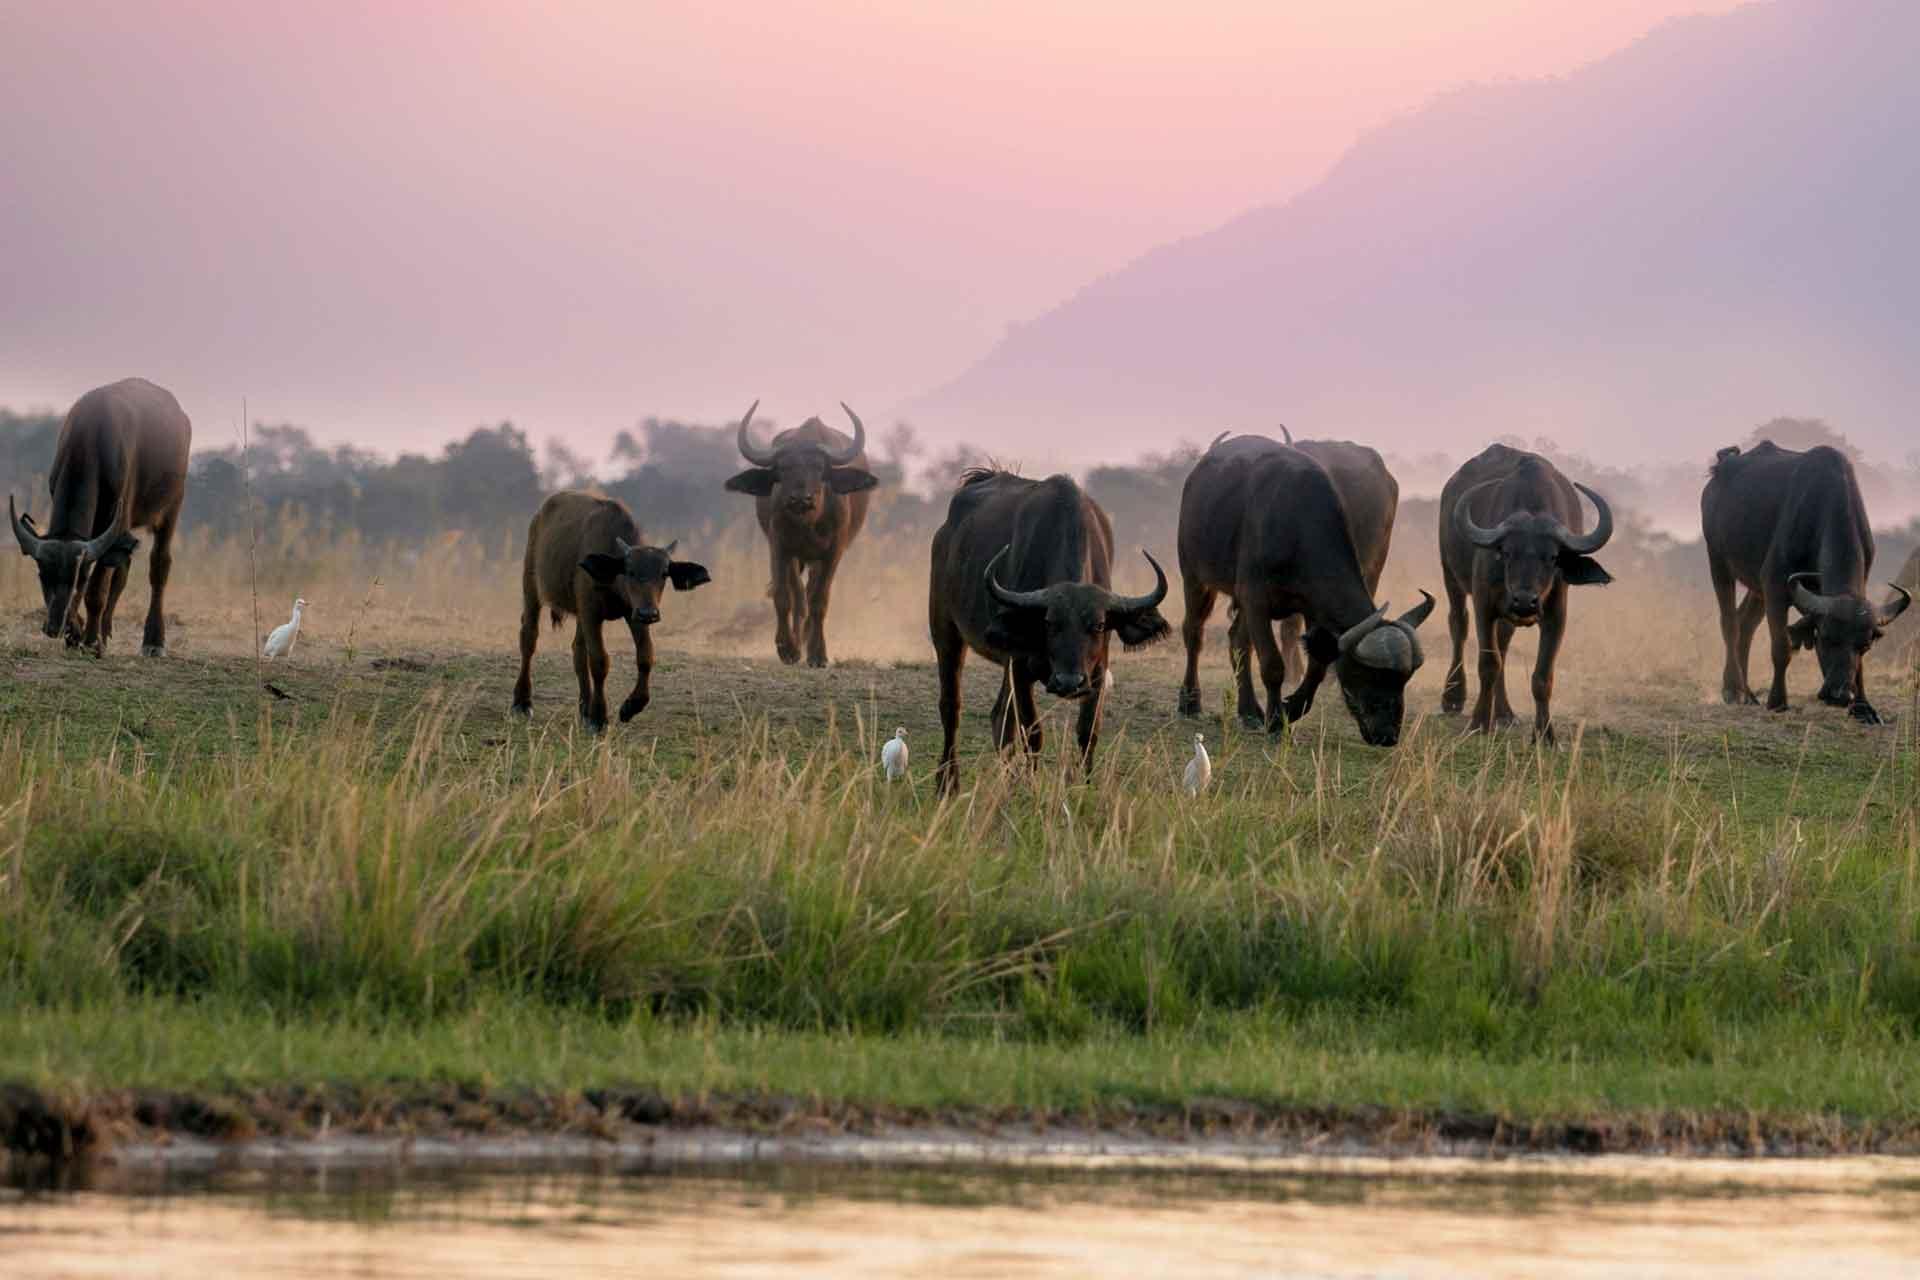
{"left": 8, "top": 1083, "right": 1920, "bottom": 1183}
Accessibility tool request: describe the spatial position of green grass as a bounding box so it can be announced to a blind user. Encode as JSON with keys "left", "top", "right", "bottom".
{"left": 2, "top": 642, "right": 1919, "bottom": 1145}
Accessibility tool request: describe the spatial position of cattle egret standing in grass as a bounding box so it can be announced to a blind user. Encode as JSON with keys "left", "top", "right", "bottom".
{"left": 1184, "top": 733, "right": 1211, "bottom": 796}
{"left": 263, "top": 598, "right": 306, "bottom": 659}
{"left": 881, "top": 727, "right": 909, "bottom": 780}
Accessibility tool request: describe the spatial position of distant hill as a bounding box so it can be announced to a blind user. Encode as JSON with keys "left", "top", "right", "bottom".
{"left": 908, "top": 0, "right": 1920, "bottom": 463}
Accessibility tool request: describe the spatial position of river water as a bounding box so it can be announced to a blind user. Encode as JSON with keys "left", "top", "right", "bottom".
{"left": 7, "top": 1140, "right": 1920, "bottom": 1277}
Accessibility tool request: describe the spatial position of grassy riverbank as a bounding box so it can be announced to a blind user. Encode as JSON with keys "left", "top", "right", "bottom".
{"left": 3, "top": 604, "right": 1919, "bottom": 1152}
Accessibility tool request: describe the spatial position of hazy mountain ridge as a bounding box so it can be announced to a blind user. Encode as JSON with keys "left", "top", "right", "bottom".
{"left": 911, "top": 0, "right": 1920, "bottom": 463}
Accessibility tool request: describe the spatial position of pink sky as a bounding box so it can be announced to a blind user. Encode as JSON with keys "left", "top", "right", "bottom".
{"left": 0, "top": 0, "right": 1745, "bottom": 459}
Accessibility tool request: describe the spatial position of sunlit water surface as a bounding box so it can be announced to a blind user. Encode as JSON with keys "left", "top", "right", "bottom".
{"left": 8, "top": 1152, "right": 1920, "bottom": 1277}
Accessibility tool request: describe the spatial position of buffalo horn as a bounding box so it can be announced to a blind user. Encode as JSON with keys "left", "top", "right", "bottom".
{"left": 1279, "top": 423, "right": 1294, "bottom": 446}
{"left": 1880, "top": 583, "right": 1913, "bottom": 626}
{"left": 9, "top": 495, "right": 42, "bottom": 555}
{"left": 1106, "top": 549, "right": 1169, "bottom": 613}
{"left": 1337, "top": 602, "right": 1390, "bottom": 656}
{"left": 1392, "top": 590, "right": 1436, "bottom": 668}
{"left": 1789, "top": 572, "right": 1838, "bottom": 618}
{"left": 829, "top": 402, "right": 867, "bottom": 465}
{"left": 1453, "top": 480, "right": 1514, "bottom": 548}
{"left": 1558, "top": 483, "right": 1614, "bottom": 555}
{"left": 78, "top": 508, "right": 129, "bottom": 565}
{"left": 985, "top": 546, "right": 1052, "bottom": 609}
{"left": 734, "top": 400, "right": 774, "bottom": 465}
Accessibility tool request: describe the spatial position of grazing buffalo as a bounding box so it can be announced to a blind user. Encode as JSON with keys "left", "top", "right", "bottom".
{"left": 512, "top": 491, "right": 710, "bottom": 731}
{"left": 724, "top": 402, "right": 878, "bottom": 667}
{"left": 1438, "top": 445, "right": 1613, "bottom": 740}
{"left": 929, "top": 470, "right": 1171, "bottom": 793}
{"left": 10, "top": 377, "right": 190, "bottom": 657}
{"left": 1178, "top": 434, "right": 1433, "bottom": 745}
{"left": 1272, "top": 433, "right": 1399, "bottom": 692}
{"left": 1701, "top": 442, "right": 1910, "bottom": 722}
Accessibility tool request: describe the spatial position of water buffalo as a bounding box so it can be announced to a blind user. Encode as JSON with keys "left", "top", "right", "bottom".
{"left": 724, "top": 402, "right": 878, "bottom": 667}
{"left": 1272, "top": 434, "right": 1399, "bottom": 694}
{"left": 1439, "top": 445, "right": 1613, "bottom": 740}
{"left": 1178, "top": 434, "right": 1433, "bottom": 745}
{"left": 1701, "top": 442, "right": 1910, "bottom": 722}
{"left": 512, "top": 491, "right": 710, "bottom": 731}
{"left": 929, "top": 470, "right": 1171, "bottom": 794}
{"left": 10, "top": 377, "right": 190, "bottom": 657}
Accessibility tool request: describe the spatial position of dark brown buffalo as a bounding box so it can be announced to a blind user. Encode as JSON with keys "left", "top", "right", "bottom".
{"left": 724, "top": 402, "right": 878, "bottom": 667}
{"left": 1178, "top": 433, "right": 1432, "bottom": 746}
{"left": 512, "top": 491, "right": 710, "bottom": 731}
{"left": 10, "top": 377, "right": 190, "bottom": 657}
{"left": 1439, "top": 444, "right": 1613, "bottom": 740}
{"left": 1272, "top": 433, "right": 1399, "bottom": 694}
{"left": 1701, "top": 442, "right": 1910, "bottom": 722}
{"left": 929, "top": 470, "right": 1171, "bottom": 793}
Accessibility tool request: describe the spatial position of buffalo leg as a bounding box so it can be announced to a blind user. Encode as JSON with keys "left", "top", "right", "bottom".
{"left": 1177, "top": 578, "right": 1215, "bottom": 717}
{"left": 1280, "top": 644, "right": 1330, "bottom": 726}
{"left": 1468, "top": 596, "right": 1504, "bottom": 733}
{"left": 77, "top": 563, "right": 118, "bottom": 655}
{"left": 1242, "top": 598, "right": 1290, "bottom": 733}
{"left": 100, "top": 562, "right": 130, "bottom": 652}
{"left": 990, "top": 665, "right": 1016, "bottom": 750}
{"left": 1012, "top": 664, "right": 1043, "bottom": 758}
{"left": 140, "top": 514, "right": 177, "bottom": 656}
{"left": 1849, "top": 655, "right": 1881, "bottom": 724}
{"left": 1441, "top": 571, "right": 1469, "bottom": 715}
{"left": 1709, "top": 549, "right": 1759, "bottom": 705}
{"left": 771, "top": 549, "right": 802, "bottom": 665}
{"left": 1733, "top": 590, "right": 1765, "bottom": 703}
{"left": 1491, "top": 620, "right": 1518, "bottom": 725}
{"left": 512, "top": 579, "right": 541, "bottom": 716}
{"left": 1763, "top": 587, "right": 1792, "bottom": 712}
{"left": 619, "top": 618, "right": 654, "bottom": 722}
{"left": 1530, "top": 584, "right": 1567, "bottom": 743}
{"left": 804, "top": 556, "right": 837, "bottom": 668}
{"left": 572, "top": 624, "right": 607, "bottom": 732}
{"left": 1227, "top": 605, "right": 1264, "bottom": 728}
{"left": 1075, "top": 678, "right": 1102, "bottom": 775}
{"left": 933, "top": 619, "right": 967, "bottom": 795}
{"left": 1279, "top": 616, "right": 1305, "bottom": 696}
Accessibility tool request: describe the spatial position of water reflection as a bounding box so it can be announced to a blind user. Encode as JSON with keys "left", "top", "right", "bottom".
{"left": 8, "top": 1155, "right": 1920, "bottom": 1277}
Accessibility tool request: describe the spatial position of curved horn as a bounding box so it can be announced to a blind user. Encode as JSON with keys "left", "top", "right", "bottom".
{"left": 734, "top": 400, "right": 774, "bottom": 466}
{"left": 1559, "top": 482, "right": 1614, "bottom": 555}
{"left": 1208, "top": 430, "right": 1230, "bottom": 451}
{"left": 1453, "top": 479, "right": 1513, "bottom": 549}
{"left": 78, "top": 508, "right": 129, "bottom": 564}
{"left": 1106, "top": 548, "right": 1169, "bottom": 613}
{"left": 985, "top": 546, "right": 1052, "bottom": 609}
{"left": 1279, "top": 423, "right": 1294, "bottom": 446}
{"left": 1337, "top": 602, "right": 1390, "bottom": 656}
{"left": 1789, "top": 572, "right": 1839, "bottom": 618}
{"left": 1393, "top": 590, "right": 1436, "bottom": 668}
{"left": 829, "top": 402, "right": 867, "bottom": 465}
{"left": 10, "top": 495, "right": 42, "bottom": 556}
{"left": 1879, "top": 582, "right": 1913, "bottom": 626}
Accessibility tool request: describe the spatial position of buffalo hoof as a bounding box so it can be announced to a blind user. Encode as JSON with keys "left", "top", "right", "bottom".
{"left": 1848, "top": 700, "right": 1884, "bottom": 725}
{"left": 141, "top": 643, "right": 166, "bottom": 658}
{"left": 1175, "top": 688, "right": 1202, "bottom": 717}
{"left": 1238, "top": 711, "right": 1266, "bottom": 732}
{"left": 1279, "top": 694, "right": 1312, "bottom": 725}
{"left": 1439, "top": 697, "right": 1465, "bottom": 716}
{"left": 775, "top": 641, "right": 801, "bottom": 665}
{"left": 619, "top": 697, "right": 648, "bottom": 723}
{"left": 579, "top": 717, "right": 607, "bottom": 736}
{"left": 510, "top": 703, "right": 532, "bottom": 719}
{"left": 1533, "top": 723, "right": 1557, "bottom": 746}
{"left": 1721, "top": 688, "right": 1759, "bottom": 706}
{"left": 807, "top": 655, "right": 828, "bottom": 669}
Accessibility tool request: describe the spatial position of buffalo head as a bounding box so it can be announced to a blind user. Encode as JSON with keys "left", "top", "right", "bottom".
{"left": 11, "top": 495, "right": 138, "bottom": 646}
{"left": 1456, "top": 481, "right": 1613, "bottom": 624}
{"left": 984, "top": 546, "right": 1171, "bottom": 698}
{"left": 724, "top": 401, "right": 878, "bottom": 518}
{"left": 1788, "top": 574, "right": 1912, "bottom": 707}
{"left": 580, "top": 537, "right": 711, "bottom": 625}
{"left": 1305, "top": 593, "right": 1436, "bottom": 747}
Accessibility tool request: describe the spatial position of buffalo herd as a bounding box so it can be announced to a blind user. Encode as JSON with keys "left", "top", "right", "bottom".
{"left": 10, "top": 381, "right": 1915, "bottom": 773}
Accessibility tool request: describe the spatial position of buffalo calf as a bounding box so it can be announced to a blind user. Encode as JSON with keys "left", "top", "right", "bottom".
{"left": 512, "top": 492, "right": 710, "bottom": 731}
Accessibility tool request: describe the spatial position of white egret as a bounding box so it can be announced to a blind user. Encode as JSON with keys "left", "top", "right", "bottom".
{"left": 263, "top": 598, "right": 307, "bottom": 660}
{"left": 1183, "top": 732, "right": 1211, "bottom": 796}
{"left": 881, "top": 727, "right": 909, "bottom": 780}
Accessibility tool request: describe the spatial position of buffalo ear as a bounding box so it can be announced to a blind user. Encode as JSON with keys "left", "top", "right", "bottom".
{"left": 1559, "top": 553, "right": 1612, "bottom": 586}
{"left": 96, "top": 534, "right": 140, "bottom": 571}
{"left": 579, "top": 553, "right": 625, "bottom": 585}
{"left": 1110, "top": 606, "right": 1172, "bottom": 652}
{"left": 1787, "top": 616, "right": 1818, "bottom": 651}
{"left": 724, "top": 468, "right": 778, "bottom": 497}
{"left": 668, "top": 560, "right": 711, "bottom": 591}
{"left": 827, "top": 467, "right": 879, "bottom": 495}
{"left": 1304, "top": 626, "right": 1340, "bottom": 665}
